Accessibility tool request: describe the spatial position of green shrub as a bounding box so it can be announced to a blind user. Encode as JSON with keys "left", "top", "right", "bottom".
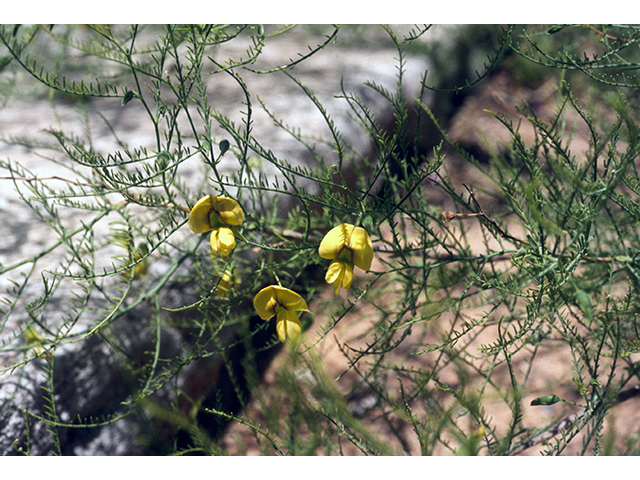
{"left": 1, "top": 24, "right": 639, "bottom": 455}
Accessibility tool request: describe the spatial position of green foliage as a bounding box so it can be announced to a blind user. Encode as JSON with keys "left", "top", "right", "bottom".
{"left": 1, "top": 24, "right": 640, "bottom": 455}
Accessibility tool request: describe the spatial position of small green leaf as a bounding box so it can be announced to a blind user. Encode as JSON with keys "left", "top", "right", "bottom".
{"left": 531, "top": 394, "right": 561, "bottom": 406}
{"left": 547, "top": 25, "right": 565, "bottom": 34}
{"left": 360, "top": 213, "right": 374, "bottom": 231}
{"left": 575, "top": 290, "right": 593, "bottom": 317}
{"left": 156, "top": 150, "right": 170, "bottom": 170}
{"left": 136, "top": 242, "right": 149, "bottom": 256}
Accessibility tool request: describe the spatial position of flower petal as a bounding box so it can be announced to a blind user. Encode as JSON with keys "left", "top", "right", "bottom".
{"left": 253, "top": 285, "right": 309, "bottom": 321}
{"left": 325, "top": 260, "right": 346, "bottom": 296}
{"left": 253, "top": 286, "right": 278, "bottom": 320}
{"left": 217, "top": 227, "right": 236, "bottom": 249}
{"left": 276, "top": 310, "right": 301, "bottom": 343}
{"left": 214, "top": 196, "right": 245, "bottom": 226}
{"left": 341, "top": 262, "right": 354, "bottom": 290}
{"left": 349, "top": 227, "right": 373, "bottom": 271}
{"left": 325, "top": 260, "right": 345, "bottom": 284}
{"left": 319, "top": 223, "right": 354, "bottom": 260}
{"left": 189, "top": 195, "right": 245, "bottom": 234}
{"left": 273, "top": 285, "right": 309, "bottom": 312}
{"left": 210, "top": 227, "right": 236, "bottom": 257}
{"left": 188, "top": 195, "right": 214, "bottom": 233}
{"left": 215, "top": 268, "right": 235, "bottom": 297}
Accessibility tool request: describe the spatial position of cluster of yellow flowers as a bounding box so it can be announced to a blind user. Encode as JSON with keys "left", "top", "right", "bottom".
{"left": 188, "top": 195, "right": 373, "bottom": 343}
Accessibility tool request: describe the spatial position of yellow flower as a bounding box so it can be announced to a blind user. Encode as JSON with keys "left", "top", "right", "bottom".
{"left": 188, "top": 195, "right": 245, "bottom": 257}
{"left": 23, "top": 326, "right": 52, "bottom": 361}
{"left": 253, "top": 285, "right": 309, "bottom": 343}
{"left": 319, "top": 223, "right": 373, "bottom": 296}
{"left": 215, "top": 268, "right": 236, "bottom": 298}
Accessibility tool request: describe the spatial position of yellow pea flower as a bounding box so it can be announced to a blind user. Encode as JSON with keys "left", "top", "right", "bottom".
{"left": 253, "top": 285, "right": 309, "bottom": 343}
{"left": 132, "top": 243, "right": 149, "bottom": 279}
{"left": 23, "top": 326, "right": 52, "bottom": 361}
{"left": 214, "top": 267, "right": 236, "bottom": 298}
{"left": 319, "top": 223, "right": 373, "bottom": 296}
{"left": 188, "top": 195, "right": 245, "bottom": 257}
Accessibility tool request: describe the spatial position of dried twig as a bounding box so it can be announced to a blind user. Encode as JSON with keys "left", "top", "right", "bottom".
{"left": 442, "top": 184, "right": 529, "bottom": 246}
{"left": 586, "top": 24, "right": 635, "bottom": 44}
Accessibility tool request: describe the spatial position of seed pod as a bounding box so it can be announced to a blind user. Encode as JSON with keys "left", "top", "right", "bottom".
{"left": 531, "top": 394, "right": 561, "bottom": 406}
{"left": 121, "top": 90, "right": 135, "bottom": 106}
{"left": 219, "top": 139, "right": 230, "bottom": 156}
